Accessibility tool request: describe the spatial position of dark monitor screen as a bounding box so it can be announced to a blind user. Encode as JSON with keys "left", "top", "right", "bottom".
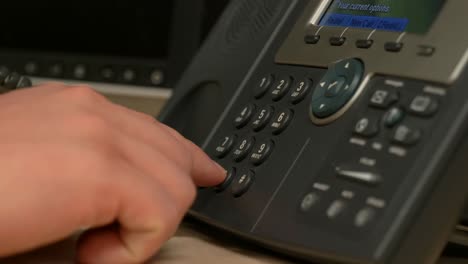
{"left": 319, "top": 0, "right": 445, "bottom": 33}
{"left": 0, "top": 2, "right": 174, "bottom": 59}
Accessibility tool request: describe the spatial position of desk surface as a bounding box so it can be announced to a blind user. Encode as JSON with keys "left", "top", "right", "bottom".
{"left": 1, "top": 223, "right": 468, "bottom": 264}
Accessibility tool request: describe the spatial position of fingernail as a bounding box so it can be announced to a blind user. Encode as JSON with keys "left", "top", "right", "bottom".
{"left": 213, "top": 161, "right": 227, "bottom": 174}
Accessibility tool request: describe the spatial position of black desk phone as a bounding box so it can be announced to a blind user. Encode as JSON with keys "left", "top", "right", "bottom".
{"left": 159, "top": 0, "right": 468, "bottom": 263}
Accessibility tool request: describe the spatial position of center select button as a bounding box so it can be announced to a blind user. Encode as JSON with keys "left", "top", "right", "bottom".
{"left": 310, "top": 59, "right": 364, "bottom": 122}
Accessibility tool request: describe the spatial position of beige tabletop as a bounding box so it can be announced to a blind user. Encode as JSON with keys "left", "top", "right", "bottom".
{"left": 1, "top": 221, "right": 468, "bottom": 264}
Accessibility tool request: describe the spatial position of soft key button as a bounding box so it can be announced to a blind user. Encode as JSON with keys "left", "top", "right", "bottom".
{"left": 330, "top": 36, "right": 346, "bottom": 46}
{"left": 384, "top": 41, "right": 403, "bottom": 52}
{"left": 356, "top": 39, "right": 373, "bottom": 49}
{"left": 304, "top": 34, "right": 320, "bottom": 44}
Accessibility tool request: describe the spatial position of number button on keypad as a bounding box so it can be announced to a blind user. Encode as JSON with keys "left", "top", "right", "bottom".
{"left": 214, "top": 135, "right": 236, "bottom": 158}
{"left": 254, "top": 75, "right": 275, "bottom": 99}
{"left": 234, "top": 104, "right": 255, "bottom": 129}
{"left": 270, "top": 109, "right": 294, "bottom": 135}
{"left": 214, "top": 167, "right": 236, "bottom": 192}
{"left": 250, "top": 140, "right": 274, "bottom": 166}
{"left": 232, "top": 170, "right": 255, "bottom": 197}
{"left": 271, "top": 76, "right": 292, "bottom": 101}
{"left": 252, "top": 106, "right": 274, "bottom": 132}
{"left": 233, "top": 137, "right": 255, "bottom": 162}
{"left": 290, "top": 79, "right": 312, "bottom": 104}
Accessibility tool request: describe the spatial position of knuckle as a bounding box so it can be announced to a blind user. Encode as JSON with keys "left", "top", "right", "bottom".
{"left": 64, "top": 85, "right": 104, "bottom": 103}
{"left": 73, "top": 113, "right": 112, "bottom": 141}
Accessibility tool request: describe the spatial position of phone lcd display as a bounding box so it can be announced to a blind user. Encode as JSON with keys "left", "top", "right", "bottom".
{"left": 319, "top": 0, "right": 445, "bottom": 33}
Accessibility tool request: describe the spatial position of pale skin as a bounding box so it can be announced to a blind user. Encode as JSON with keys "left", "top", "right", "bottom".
{"left": 0, "top": 83, "right": 226, "bottom": 263}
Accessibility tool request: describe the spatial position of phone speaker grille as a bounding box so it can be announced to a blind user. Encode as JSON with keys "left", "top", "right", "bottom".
{"left": 222, "top": 0, "right": 287, "bottom": 50}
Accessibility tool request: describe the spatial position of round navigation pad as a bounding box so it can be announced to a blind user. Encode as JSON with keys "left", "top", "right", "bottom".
{"left": 310, "top": 59, "right": 364, "bottom": 123}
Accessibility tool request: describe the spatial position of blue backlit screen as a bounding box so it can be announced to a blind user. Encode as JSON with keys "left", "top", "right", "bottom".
{"left": 319, "top": 0, "right": 445, "bottom": 33}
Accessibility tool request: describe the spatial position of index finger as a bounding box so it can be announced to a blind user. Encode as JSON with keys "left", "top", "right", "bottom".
{"left": 156, "top": 123, "right": 227, "bottom": 187}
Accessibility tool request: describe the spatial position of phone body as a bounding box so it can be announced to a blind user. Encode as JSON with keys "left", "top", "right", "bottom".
{"left": 159, "top": 1, "right": 468, "bottom": 263}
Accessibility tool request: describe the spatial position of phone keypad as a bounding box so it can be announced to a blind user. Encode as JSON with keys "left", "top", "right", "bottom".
{"left": 211, "top": 73, "right": 302, "bottom": 197}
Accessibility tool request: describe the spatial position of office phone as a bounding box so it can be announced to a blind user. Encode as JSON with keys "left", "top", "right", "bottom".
{"left": 159, "top": 0, "right": 468, "bottom": 263}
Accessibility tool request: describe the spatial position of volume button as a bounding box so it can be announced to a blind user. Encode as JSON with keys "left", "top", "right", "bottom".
{"left": 336, "top": 166, "right": 381, "bottom": 186}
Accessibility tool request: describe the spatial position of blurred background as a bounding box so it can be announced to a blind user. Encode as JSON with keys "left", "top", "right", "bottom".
{"left": 0, "top": 0, "right": 230, "bottom": 115}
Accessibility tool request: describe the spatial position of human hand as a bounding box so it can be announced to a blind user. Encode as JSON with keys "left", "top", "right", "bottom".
{"left": 0, "top": 83, "right": 226, "bottom": 263}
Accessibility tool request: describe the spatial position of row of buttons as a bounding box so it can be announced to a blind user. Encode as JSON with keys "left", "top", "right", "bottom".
{"left": 234, "top": 105, "right": 294, "bottom": 134}
{"left": 2, "top": 62, "right": 165, "bottom": 86}
{"left": 353, "top": 89, "right": 439, "bottom": 146}
{"left": 215, "top": 135, "right": 276, "bottom": 165}
{"left": 254, "top": 74, "right": 312, "bottom": 104}
{"left": 0, "top": 68, "right": 32, "bottom": 92}
{"left": 299, "top": 185, "right": 386, "bottom": 228}
{"left": 304, "top": 34, "right": 435, "bottom": 56}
